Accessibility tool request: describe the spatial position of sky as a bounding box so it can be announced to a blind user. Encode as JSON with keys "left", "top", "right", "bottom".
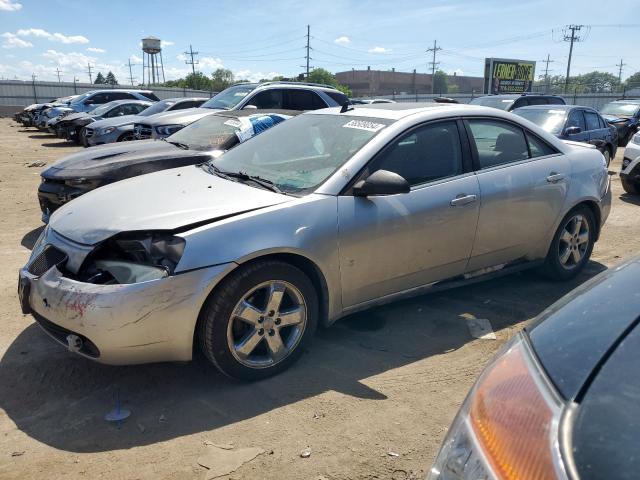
{"left": 0, "top": 0, "right": 639, "bottom": 85}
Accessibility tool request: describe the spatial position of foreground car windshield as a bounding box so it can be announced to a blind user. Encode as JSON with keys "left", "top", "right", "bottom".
{"left": 138, "top": 99, "right": 174, "bottom": 116}
{"left": 210, "top": 114, "right": 392, "bottom": 194}
{"left": 469, "top": 97, "right": 515, "bottom": 110}
{"left": 513, "top": 108, "right": 567, "bottom": 134}
{"left": 201, "top": 84, "right": 255, "bottom": 109}
{"left": 600, "top": 103, "right": 640, "bottom": 117}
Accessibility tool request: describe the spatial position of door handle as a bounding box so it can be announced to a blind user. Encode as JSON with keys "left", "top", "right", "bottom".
{"left": 450, "top": 194, "right": 477, "bottom": 206}
{"left": 547, "top": 172, "right": 565, "bottom": 183}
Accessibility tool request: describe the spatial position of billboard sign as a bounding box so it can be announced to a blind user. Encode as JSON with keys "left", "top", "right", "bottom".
{"left": 484, "top": 58, "right": 536, "bottom": 94}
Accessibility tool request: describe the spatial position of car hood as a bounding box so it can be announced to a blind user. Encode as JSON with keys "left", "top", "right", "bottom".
{"left": 42, "top": 140, "right": 194, "bottom": 178}
{"left": 141, "top": 107, "right": 220, "bottom": 127}
{"left": 49, "top": 164, "right": 292, "bottom": 245}
{"left": 601, "top": 114, "right": 631, "bottom": 123}
{"left": 63, "top": 112, "right": 92, "bottom": 122}
{"left": 88, "top": 114, "right": 144, "bottom": 130}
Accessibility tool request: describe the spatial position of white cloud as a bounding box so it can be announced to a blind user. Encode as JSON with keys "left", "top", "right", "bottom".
{"left": 175, "top": 53, "right": 186, "bottom": 62}
{"left": 1, "top": 33, "right": 32, "bottom": 48}
{"left": 87, "top": 47, "right": 105, "bottom": 53}
{"left": 0, "top": 0, "right": 22, "bottom": 11}
{"left": 233, "top": 69, "right": 282, "bottom": 83}
{"left": 368, "top": 46, "right": 391, "bottom": 54}
{"left": 161, "top": 40, "right": 174, "bottom": 47}
{"left": 447, "top": 68, "right": 464, "bottom": 76}
{"left": 200, "top": 56, "right": 224, "bottom": 70}
{"left": 129, "top": 54, "right": 142, "bottom": 63}
{"left": 334, "top": 36, "right": 350, "bottom": 45}
{"left": 6, "top": 28, "right": 89, "bottom": 44}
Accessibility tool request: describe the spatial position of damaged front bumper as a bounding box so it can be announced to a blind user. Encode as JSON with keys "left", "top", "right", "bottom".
{"left": 19, "top": 237, "right": 234, "bottom": 364}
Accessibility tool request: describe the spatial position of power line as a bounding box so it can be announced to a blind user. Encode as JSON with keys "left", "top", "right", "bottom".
{"left": 184, "top": 44, "right": 199, "bottom": 76}
{"left": 426, "top": 40, "right": 442, "bottom": 94}
{"left": 563, "top": 24, "right": 585, "bottom": 93}
{"left": 616, "top": 58, "right": 626, "bottom": 83}
{"left": 86, "top": 62, "right": 93, "bottom": 83}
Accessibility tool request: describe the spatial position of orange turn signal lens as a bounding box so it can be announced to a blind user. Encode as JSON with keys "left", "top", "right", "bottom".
{"left": 469, "top": 342, "right": 562, "bottom": 480}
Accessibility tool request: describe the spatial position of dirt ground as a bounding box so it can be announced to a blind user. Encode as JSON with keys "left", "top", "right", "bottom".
{"left": 0, "top": 116, "right": 638, "bottom": 480}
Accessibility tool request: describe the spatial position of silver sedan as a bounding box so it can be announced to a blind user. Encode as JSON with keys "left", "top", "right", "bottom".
{"left": 18, "top": 103, "right": 611, "bottom": 380}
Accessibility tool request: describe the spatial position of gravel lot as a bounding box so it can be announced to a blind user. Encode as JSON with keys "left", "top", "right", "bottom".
{"left": 0, "top": 117, "right": 638, "bottom": 480}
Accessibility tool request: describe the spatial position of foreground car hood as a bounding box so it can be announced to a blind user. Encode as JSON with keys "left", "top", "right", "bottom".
{"left": 142, "top": 107, "right": 220, "bottom": 126}
{"left": 42, "top": 140, "right": 195, "bottom": 178}
{"left": 49, "top": 165, "right": 292, "bottom": 245}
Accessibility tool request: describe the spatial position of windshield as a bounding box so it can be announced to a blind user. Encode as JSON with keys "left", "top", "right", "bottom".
{"left": 513, "top": 108, "right": 567, "bottom": 135}
{"left": 600, "top": 102, "right": 640, "bottom": 117}
{"left": 168, "top": 114, "right": 242, "bottom": 151}
{"left": 470, "top": 97, "right": 515, "bottom": 110}
{"left": 201, "top": 84, "right": 256, "bottom": 109}
{"left": 91, "top": 101, "right": 120, "bottom": 116}
{"left": 138, "top": 99, "right": 174, "bottom": 116}
{"left": 70, "top": 92, "right": 92, "bottom": 104}
{"left": 210, "top": 114, "right": 392, "bottom": 195}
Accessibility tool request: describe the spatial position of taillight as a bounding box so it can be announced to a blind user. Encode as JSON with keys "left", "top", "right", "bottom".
{"left": 428, "top": 336, "right": 567, "bottom": 480}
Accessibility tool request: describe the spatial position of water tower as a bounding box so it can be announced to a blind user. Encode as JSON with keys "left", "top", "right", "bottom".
{"left": 142, "top": 36, "right": 165, "bottom": 85}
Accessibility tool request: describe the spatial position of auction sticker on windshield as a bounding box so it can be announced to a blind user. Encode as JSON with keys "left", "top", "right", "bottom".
{"left": 343, "top": 120, "right": 386, "bottom": 132}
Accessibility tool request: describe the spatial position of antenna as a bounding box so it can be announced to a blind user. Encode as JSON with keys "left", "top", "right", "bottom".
{"left": 427, "top": 40, "right": 442, "bottom": 94}
{"left": 562, "top": 25, "right": 585, "bottom": 93}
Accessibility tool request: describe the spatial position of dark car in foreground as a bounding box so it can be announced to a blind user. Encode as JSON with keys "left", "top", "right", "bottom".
{"left": 600, "top": 99, "right": 640, "bottom": 146}
{"left": 513, "top": 105, "right": 617, "bottom": 165}
{"left": 429, "top": 256, "right": 640, "bottom": 480}
{"left": 37, "top": 110, "right": 296, "bottom": 221}
{"left": 470, "top": 93, "right": 565, "bottom": 111}
{"left": 56, "top": 100, "right": 153, "bottom": 144}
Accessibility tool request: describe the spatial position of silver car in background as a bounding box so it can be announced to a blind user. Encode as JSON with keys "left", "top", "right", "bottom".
{"left": 84, "top": 97, "right": 207, "bottom": 146}
{"left": 18, "top": 103, "right": 611, "bottom": 380}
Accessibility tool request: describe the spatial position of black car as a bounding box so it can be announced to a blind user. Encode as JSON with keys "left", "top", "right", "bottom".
{"left": 469, "top": 93, "right": 565, "bottom": 111}
{"left": 513, "top": 104, "right": 618, "bottom": 165}
{"left": 55, "top": 100, "right": 153, "bottom": 144}
{"left": 429, "top": 256, "right": 640, "bottom": 480}
{"left": 600, "top": 99, "right": 640, "bottom": 146}
{"left": 37, "top": 109, "right": 298, "bottom": 222}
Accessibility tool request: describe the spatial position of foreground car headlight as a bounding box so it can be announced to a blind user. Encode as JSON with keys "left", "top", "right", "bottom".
{"left": 80, "top": 232, "right": 186, "bottom": 284}
{"left": 155, "top": 124, "right": 183, "bottom": 136}
{"left": 64, "top": 178, "right": 102, "bottom": 190}
{"left": 632, "top": 133, "right": 640, "bottom": 145}
{"left": 99, "top": 126, "right": 117, "bottom": 135}
{"left": 428, "top": 336, "right": 567, "bottom": 480}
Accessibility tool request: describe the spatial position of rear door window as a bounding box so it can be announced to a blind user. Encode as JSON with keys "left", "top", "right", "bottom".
{"left": 467, "top": 119, "right": 529, "bottom": 169}
{"left": 527, "top": 97, "right": 548, "bottom": 106}
{"left": 89, "top": 93, "right": 108, "bottom": 104}
{"left": 284, "top": 90, "right": 327, "bottom": 110}
{"left": 245, "top": 89, "right": 284, "bottom": 109}
{"left": 111, "top": 92, "right": 136, "bottom": 100}
{"left": 547, "top": 97, "right": 565, "bottom": 105}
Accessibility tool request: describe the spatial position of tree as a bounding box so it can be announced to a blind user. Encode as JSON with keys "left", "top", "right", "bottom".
{"left": 625, "top": 71, "right": 640, "bottom": 89}
{"left": 211, "top": 68, "right": 235, "bottom": 92}
{"left": 432, "top": 70, "right": 448, "bottom": 94}
{"left": 164, "top": 72, "right": 213, "bottom": 90}
{"left": 105, "top": 71, "right": 118, "bottom": 85}
{"left": 94, "top": 72, "right": 106, "bottom": 84}
{"left": 306, "top": 68, "right": 352, "bottom": 96}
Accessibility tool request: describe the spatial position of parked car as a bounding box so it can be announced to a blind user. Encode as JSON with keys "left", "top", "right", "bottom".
{"left": 428, "top": 256, "right": 640, "bottom": 480}
{"left": 470, "top": 93, "right": 566, "bottom": 111}
{"left": 37, "top": 110, "right": 296, "bottom": 221}
{"left": 84, "top": 97, "right": 207, "bottom": 146}
{"left": 16, "top": 96, "right": 74, "bottom": 127}
{"left": 56, "top": 100, "right": 153, "bottom": 144}
{"left": 18, "top": 103, "right": 610, "bottom": 380}
{"left": 620, "top": 132, "right": 640, "bottom": 194}
{"left": 133, "top": 81, "right": 349, "bottom": 140}
{"left": 600, "top": 99, "right": 640, "bottom": 146}
{"left": 513, "top": 105, "right": 617, "bottom": 165}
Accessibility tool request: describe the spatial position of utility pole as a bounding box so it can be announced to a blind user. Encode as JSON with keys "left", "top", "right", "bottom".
{"left": 127, "top": 58, "right": 137, "bottom": 86}
{"left": 616, "top": 58, "right": 626, "bottom": 84}
{"left": 55, "top": 67, "right": 62, "bottom": 83}
{"left": 184, "top": 44, "right": 199, "bottom": 88}
{"left": 305, "top": 25, "right": 311, "bottom": 78}
{"left": 427, "top": 40, "right": 442, "bottom": 94}
{"left": 86, "top": 62, "right": 93, "bottom": 84}
{"left": 73, "top": 76, "right": 78, "bottom": 94}
{"left": 563, "top": 25, "right": 584, "bottom": 94}
{"left": 31, "top": 73, "right": 38, "bottom": 103}
{"left": 542, "top": 54, "right": 554, "bottom": 93}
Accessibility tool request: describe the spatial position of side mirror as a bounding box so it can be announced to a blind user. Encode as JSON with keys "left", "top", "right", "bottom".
{"left": 243, "top": 104, "right": 258, "bottom": 110}
{"left": 353, "top": 170, "right": 410, "bottom": 197}
{"left": 565, "top": 126, "right": 582, "bottom": 135}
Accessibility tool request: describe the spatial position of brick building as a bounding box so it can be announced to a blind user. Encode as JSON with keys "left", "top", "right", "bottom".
{"left": 335, "top": 68, "right": 484, "bottom": 97}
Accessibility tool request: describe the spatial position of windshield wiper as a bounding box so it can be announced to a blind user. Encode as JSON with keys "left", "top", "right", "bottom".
{"left": 165, "top": 140, "right": 190, "bottom": 150}
{"left": 200, "top": 164, "right": 283, "bottom": 194}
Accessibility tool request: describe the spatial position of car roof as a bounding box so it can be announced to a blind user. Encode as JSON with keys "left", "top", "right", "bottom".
{"left": 242, "top": 81, "right": 343, "bottom": 93}
{"left": 164, "top": 97, "right": 208, "bottom": 102}
{"left": 213, "top": 109, "right": 302, "bottom": 118}
{"left": 309, "top": 102, "right": 494, "bottom": 120}
{"left": 513, "top": 104, "right": 589, "bottom": 112}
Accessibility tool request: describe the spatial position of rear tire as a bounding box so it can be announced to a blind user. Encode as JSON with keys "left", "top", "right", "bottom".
{"left": 197, "top": 259, "right": 318, "bottom": 381}
{"left": 621, "top": 177, "right": 640, "bottom": 195}
{"left": 540, "top": 206, "right": 595, "bottom": 281}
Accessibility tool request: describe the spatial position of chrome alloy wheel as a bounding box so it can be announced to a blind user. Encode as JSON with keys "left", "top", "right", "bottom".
{"left": 227, "top": 280, "right": 307, "bottom": 368}
{"left": 558, "top": 213, "right": 590, "bottom": 269}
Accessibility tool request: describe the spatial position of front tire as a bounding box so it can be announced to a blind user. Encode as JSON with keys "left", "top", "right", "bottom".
{"left": 621, "top": 177, "right": 640, "bottom": 195}
{"left": 601, "top": 148, "right": 611, "bottom": 167}
{"left": 540, "top": 206, "right": 595, "bottom": 281}
{"left": 118, "top": 132, "right": 136, "bottom": 142}
{"left": 198, "top": 260, "right": 318, "bottom": 380}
